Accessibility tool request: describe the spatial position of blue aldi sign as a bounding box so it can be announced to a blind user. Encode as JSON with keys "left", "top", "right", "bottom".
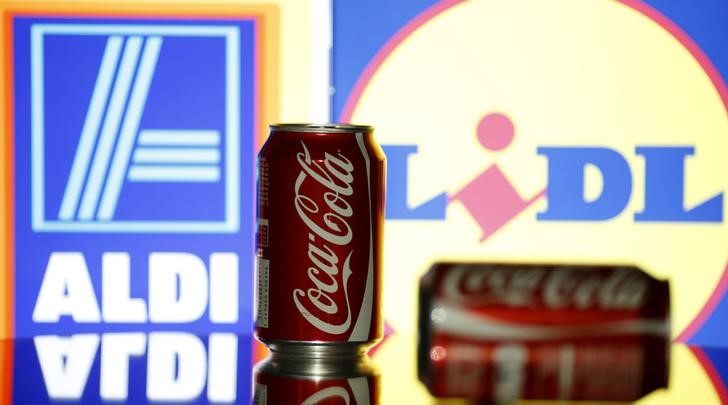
{"left": 12, "top": 17, "right": 257, "bottom": 336}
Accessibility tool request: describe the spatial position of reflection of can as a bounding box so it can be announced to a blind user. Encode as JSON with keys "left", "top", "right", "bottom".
{"left": 255, "top": 124, "right": 386, "bottom": 356}
{"left": 253, "top": 355, "right": 380, "bottom": 404}
{"left": 418, "top": 263, "right": 670, "bottom": 402}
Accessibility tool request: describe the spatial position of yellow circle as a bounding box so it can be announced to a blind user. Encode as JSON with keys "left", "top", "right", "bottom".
{"left": 351, "top": 0, "right": 728, "bottom": 338}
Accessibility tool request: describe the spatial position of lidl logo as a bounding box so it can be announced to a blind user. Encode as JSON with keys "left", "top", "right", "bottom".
{"left": 8, "top": 14, "right": 265, "bottom": 337}
{"left": 343, "top": 0, "right": 728, "bottom": 345}
{"left": 386, "top": 111, "right": 724, "bottom": 241}
{"left": 29, "top": 23, "right": 241, "bottom": 233}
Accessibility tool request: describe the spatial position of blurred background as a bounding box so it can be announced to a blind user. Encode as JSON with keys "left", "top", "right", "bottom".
{"left": 0, "top": 0, "right": 726, "bottom": 403}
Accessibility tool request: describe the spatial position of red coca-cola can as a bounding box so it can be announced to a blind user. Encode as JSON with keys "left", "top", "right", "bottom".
{"left": 253, "top": 355, "right": 380, "bottom": 404}
{"left": 255, "top": 124, "right": 385, "bottom": 355}
{"left": 418, "top": 263, "right": 670, "bottom": 402}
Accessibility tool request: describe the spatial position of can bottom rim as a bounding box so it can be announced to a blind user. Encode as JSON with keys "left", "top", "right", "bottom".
{"left": 260, "top": 339, "right": 373, "bottom": 359}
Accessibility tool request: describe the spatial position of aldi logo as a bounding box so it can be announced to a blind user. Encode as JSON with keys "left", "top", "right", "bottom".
{"left": 6, "top": 14, "right": 270, "bottom": 337}
{"left": 30, "top": 23, "right": 241, "bottom": 233}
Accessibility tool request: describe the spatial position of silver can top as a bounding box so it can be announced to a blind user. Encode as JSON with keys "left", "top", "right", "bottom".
{"left": 269, "top": 123, "right": 373, "bottom": 133}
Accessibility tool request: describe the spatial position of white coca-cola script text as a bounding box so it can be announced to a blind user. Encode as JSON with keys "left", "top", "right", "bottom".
{"left": 292, "top": 141, "right": 357, "bottom": 334}
{"left": 443, "top": 265, "right": 649, "bottom": 310}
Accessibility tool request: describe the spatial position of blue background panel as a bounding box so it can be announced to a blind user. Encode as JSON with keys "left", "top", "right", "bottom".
{"left": 12, "top": 17, "right": 257, "bottom": 336}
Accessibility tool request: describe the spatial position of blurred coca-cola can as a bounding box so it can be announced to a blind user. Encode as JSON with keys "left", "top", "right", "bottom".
{"left": 418, "top": 263, "right": 670, "bottom": 402}
{"left": 255, "top": 124, "right": 385, "bottom": 356}
{"left": 253, "top": 354, "right": 380, "bottom": 404}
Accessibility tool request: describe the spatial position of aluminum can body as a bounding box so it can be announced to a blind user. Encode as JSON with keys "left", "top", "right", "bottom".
{"left": 418, "top": 262, "right": 670, "bottom": 402}
{"left": 253, "top": 355, "right": 380, "bottom": 404}
{"left": 255, "top": 124, "right": 385, "bottom": 354}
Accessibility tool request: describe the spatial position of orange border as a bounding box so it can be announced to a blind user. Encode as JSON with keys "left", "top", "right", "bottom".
{"left": 0, "top": 1, "right": 279, "bottom": 335}
{"left": 1, "top": 7, "right": 15, "bottom": 404}
{"left": 0, "top": 338, "right": 12, "bottom": 405}
{"left": 1, "top": 4, "right": 279, "bottom": 400}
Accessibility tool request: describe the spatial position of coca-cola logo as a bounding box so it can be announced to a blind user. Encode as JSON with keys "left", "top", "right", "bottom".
{"left": 292, "top": 141, "right": 356, "bottom": 334}
{"left": 442, "top": 265, "right": 649, "bottom": 310}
